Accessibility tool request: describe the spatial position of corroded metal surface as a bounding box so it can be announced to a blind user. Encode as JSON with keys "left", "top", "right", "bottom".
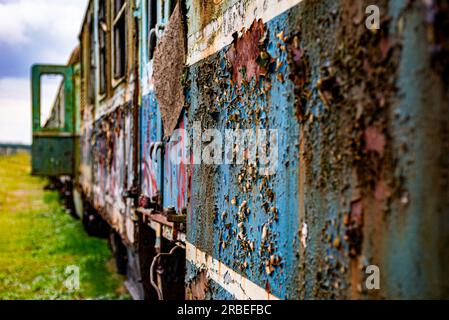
{"left": 153, "top": 2, "right": 187, "bottom": 138}
{"left": 184, "top": 0, "right": 449, "bottom": 299}
{"left": 31, "top": 0, "right": 449, "bottom": 300}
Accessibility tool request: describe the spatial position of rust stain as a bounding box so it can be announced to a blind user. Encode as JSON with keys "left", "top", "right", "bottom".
{"left": 153, "top": 2, "right": 186, "bottom": 137}
{"left": 194, "top": 0, "right": 225, "bottom": 31}
{"left": 226, "top": 19, "right": 269, "bottom": 86}
{"left": 287, "top": 33, "right": 311, "bottom": 122}
{"left": 187, "top": 270, "right": 209, "bottom": 300}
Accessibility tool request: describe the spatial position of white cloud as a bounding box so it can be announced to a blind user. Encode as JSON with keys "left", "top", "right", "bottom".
{"left": 0, "top": 77, "right": 31, "bottom": 144}
{"left": 0, "top": 76, "right": 62, "bottom": 145}
{"left": 0, "top": 0, "right": 88, "bottom": 144}
{"left": 0, "top": 0, "right": 87, "bottom": 47}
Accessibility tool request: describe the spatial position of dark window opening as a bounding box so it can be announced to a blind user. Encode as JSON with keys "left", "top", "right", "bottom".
{"left": 147, "top": 0, "right": 157, "bottom": 31}
{"left": 170, "top": 0, "right": 176, "bottom": 15}
{"left": 88, "top": 16, "right": 95, "bottom": 104}
{"left": 166, "top": 0, "right": 177, "bottom": 20}
{"left": 147, "top": 0, "right": 177, "bottom": 61}
{"left": 147, "top": 0, "right": 157, "bottom": 60}
{"left": 113, "top": 1, "right": 127, "bottom": 79}
{"left": 98, "top": 0, "right": 107, "bottom": 94}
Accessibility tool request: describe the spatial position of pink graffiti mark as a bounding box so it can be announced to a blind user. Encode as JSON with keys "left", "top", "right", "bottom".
{"left": 177, "top": 118, "right": 187, "bottom": 210}
{"left": 164, "top": 116, "right": 190, "bottom": 211}
{"left": 142, "top": 137, "right": 158, "bottom": 198}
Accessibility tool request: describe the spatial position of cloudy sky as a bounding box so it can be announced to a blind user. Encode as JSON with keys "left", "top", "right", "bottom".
{"left": 0, "top": 0, "right": 88, "bottom": 144}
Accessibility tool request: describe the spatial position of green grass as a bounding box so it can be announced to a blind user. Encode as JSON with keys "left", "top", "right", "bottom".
{"left": 0, "top": 152, "right": 129, "bottom": 300}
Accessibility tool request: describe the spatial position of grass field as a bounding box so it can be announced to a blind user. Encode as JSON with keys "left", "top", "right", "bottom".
{"left": 0, "top": 152, "right": 129, "bottom": 300}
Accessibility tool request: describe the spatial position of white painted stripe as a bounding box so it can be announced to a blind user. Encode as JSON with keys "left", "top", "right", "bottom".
{"left": 187, "top": 0, "right": 303, "bottom": 66}
{"left": 186, "top": 242, "right": 281, "bottom": 300}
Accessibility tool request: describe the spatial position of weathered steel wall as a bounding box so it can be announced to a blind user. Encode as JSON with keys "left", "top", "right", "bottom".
{"left": 77, "top": 0, "right": 140, "bottom": 248}
{"left": 79, "top": 1, "right": 97, "bottom": 203}
{"left": 184, "top": 0, "right": 449, "bottom": 299}
{"left": 138, "top": 1, "right": 191, "bottom": 216}
{"left": 185, "top": 7, "right": 303, "bottom": 300}
{"left": 92, "top": 105, "right": 136, "bottom": 243}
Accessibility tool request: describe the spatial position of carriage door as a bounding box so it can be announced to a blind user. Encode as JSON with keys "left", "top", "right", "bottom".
{"left": 31, "top": 65, "right": 75, "bottom": 176}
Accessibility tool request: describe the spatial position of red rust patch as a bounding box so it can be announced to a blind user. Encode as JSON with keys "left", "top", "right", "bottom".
{"left": 153, "top": 3, "right": 186, "bottom": 137}
{"left": 187, "top": 270, "right": 209, "bottom": 300}
{"left": 226, "top": 19, "right": 267, "bottom": 86}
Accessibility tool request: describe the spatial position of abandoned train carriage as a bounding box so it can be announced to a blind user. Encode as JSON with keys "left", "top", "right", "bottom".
{"left": 31, "top": 0, "right": 449, "bottom": 300}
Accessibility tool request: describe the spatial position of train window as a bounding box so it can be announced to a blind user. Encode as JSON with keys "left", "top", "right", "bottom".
{"left": 88, "top": 15, "right": 95, "bottom": 104}
{"left": 147, "top": 0, "right": 157, "bottom": 60}
{"left": 98, "top": 0, "right": 107, "bottom": 95}
{"left": 113, "top": 0, "right": 127, "bottom": 80}
{"left": 147, "top": 0, "right": 176, "bottom": 61}
{"left": 40, "top": 74, "right": 65, "bottom": 129}
{"left": 166, "top": 0, "right": 177, "bottom": 22}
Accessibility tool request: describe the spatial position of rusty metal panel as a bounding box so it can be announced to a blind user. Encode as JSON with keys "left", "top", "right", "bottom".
{"left": 153, "top": 2, "right": 186, "bottom": 138}
{"left": 80, "top": 0, "right": 140, "bottom": 246}
{"left": 184, "top": 0, "right": 449, "bottom": 300}
{"left": 185, "top": 20, "right": 301, "bottom": 299}
{"left": 92, "top": 107, "right": 134, "bottom": 240}
{"left": 31, "top": 136, "right": 75, "bottom": 176}
{"left": 139, "top": 1, "right": 191, "bottom": 215}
